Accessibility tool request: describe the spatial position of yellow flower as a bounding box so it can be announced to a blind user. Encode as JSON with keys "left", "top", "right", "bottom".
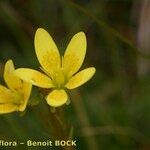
{"left": 0, "top": 60, "right": 32, "bottom": 114}
{"left": 15, "top": 28, "right": 96, "bottom": 107}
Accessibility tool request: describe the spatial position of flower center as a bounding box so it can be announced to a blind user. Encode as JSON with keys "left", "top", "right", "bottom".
{"left": 52, "top": 68, "right": 67, "bottom": 88}
{"left": 12, "top": 91, "right": 24, "bottom": 105}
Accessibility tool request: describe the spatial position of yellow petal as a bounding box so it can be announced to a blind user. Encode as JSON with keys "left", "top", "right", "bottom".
{"left": 46, "top": 89, "right": 68, "bottom": 107}
{"left": 18, "top": 82, "right": 32, "bottom": 112}
{"left": 0, "top": 85, "right": 22, "bottom": 104}
{"left": 15, "top": 68, "right": 54, "bottom": 88}
{"left": 63, "top": 32, "right": 87, "bottom": 77}
{"left": 4, "top": 60, "right": 22, "bottom": 91}
{"left": 34, "top": 28, "right": 61, "bottom": 77}
{"left": 0, "top": 90, "right": 20, "bottom": 104}
{"left": 0, "top": 85, "right": 8, "bottom": 93}
{"left": 65, "top": 67, "right": 96, "bottom": 89}
{"left": 0, "top": 104, "right": 18, "bottom": 114}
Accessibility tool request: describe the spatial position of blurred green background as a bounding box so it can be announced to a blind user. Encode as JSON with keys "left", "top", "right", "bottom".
{"left": 0, "top": 0, "right": 150, "bottom": 150}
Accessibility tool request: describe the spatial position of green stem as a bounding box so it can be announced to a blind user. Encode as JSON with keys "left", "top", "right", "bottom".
{"left": 46, "top": 105, "right": 75, "bottom": 150}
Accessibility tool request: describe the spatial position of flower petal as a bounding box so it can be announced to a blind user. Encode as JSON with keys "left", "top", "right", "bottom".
{"left": 0, "top": 89, "right": 19, "bottom": 104}
{"left": 15, "top": 68, "right": 54, "bottom": 88}
{"left": 0, "top": 84, "right": 22, "bottom": 104}
{"left": 18, "top": 82, "right": 32, "bottom": 112}
{"left": 4, "top": 60, "right": 22, "bottom": 91}
{"left": 0, "top": 104, "right": 18, "bottom": 114}
{"left": 65, "top": 67, "right": 96, "bottom": 89}
{"left": 34, "top": 28, "right": 61, "bottom": 77}
{"left": 46, "top": 89, "right": 68, "bottom": 107}
{"left": 63, "top": 32, "right": 87, "bottom": 77}
{"left": 0, "top": 85, "right": 8, "bottom": 93}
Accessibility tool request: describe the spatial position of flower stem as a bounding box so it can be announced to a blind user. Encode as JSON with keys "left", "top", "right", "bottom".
{"left": 46, "top": 104, "right": 76, "bottom": 150}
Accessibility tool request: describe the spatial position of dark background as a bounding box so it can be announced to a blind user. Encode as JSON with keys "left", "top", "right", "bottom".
{"left": 0, "top": 0, "right": 149, "bottom": 150}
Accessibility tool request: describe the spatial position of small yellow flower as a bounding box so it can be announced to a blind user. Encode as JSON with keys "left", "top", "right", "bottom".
{"left": 15, "top": 28, "right": 96, "bottom": 107}
{"left": 0, "top": 60, "right": 32, "bottom": 114}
